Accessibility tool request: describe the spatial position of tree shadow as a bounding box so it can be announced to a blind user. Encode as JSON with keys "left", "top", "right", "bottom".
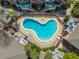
{"left": 62, "top": 39, "right": 79, "bottom": 56}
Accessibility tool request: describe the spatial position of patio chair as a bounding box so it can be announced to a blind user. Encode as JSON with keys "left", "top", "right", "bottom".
{"left": 14, "top": 32, "right": 28, "bottom": 45}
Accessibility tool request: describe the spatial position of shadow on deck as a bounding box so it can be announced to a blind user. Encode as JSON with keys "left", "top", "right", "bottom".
{"left": 62, "top": 39, "right": 79, "bottom": 56}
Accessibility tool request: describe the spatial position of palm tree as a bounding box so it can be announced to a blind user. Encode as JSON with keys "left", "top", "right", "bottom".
{"left": 66, "top": 0, "right": 79, "bottom": 16}
{"left": 24, "top": 43, "right": 41, "bottom": 59}
{"left": 6, "top": 9, "right": 16, "bottom": 17}
{"left": 4, "top": 9, "right": 17, "bottom": 26}
{"left": 44, "top": 49, "right": 53, "bottom": 59}
{"left": 0, "top": 7, "right": 13, "bottom": 47}
{"left": 66, "top": 0, "right": 74, "bottom": 5}
{"left": 72, "top": 2, "right": 79, "bottom": 17}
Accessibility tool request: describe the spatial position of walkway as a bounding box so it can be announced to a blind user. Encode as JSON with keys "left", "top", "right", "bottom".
{"left": 0, "top": 38, "right": 27, "bottom": 59}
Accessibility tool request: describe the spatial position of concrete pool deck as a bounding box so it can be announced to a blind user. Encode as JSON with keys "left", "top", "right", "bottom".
{"left": 17, "top": 14, "right": 63, "bottom": 48}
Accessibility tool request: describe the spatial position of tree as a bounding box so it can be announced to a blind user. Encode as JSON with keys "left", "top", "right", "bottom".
{"left": 63, "top": 52, "right": 79, "bottom": 59}
{"left": 0, "top": 0, "right": 3, "bottom": 5}
{"left": 6, "top": 9, "right": 16, "bottom": 17}
{"left": 49, "top": 46, "right": 55, "bottom": 51}
{"left": 64, "top": 16, "right": 70, "bottom": 23}
{"left": 45, "top": 50, "right": 53, "bottom": 59}
{"left": 72, "top": 2, "right": 79, "bottom": 17}
{"left": 24, "top": 43, "right": 41, "bottom": 59}
{"left": 42, "top": 46, "right": 55, "bottom": 59}
{"left": 58, "top": 48, "right": 63, "bottom": 52}
{"left": 66, "top": 0, "right": 77, "bottom": 16}
{"left": 66, "top": 0, "right": 74, "bottom": 5}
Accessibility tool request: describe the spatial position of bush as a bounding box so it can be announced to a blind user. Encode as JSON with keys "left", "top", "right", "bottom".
{"left": 49, "top": 46, "right": 55, "bottom": 51}
{"left": 0, "top": 0, "right": 3, "bottom": 5}
{"left": 24, "top": 43, "right": 41, "bottom": 59}
{"left": 66, "top": 0, "right": 73, "bottom": 5}
{"left": 42, "top": 46, "right": 55, "bottom": 52}
{"left": 45, "top": 51, "right": 53, "bottom": 59}
{"left": 64, "top": 16, "right": 70, "bottom": 23}
{"left": 63, "top": 52, "right": 79, "bottom": 59}
{"left": 58, "top": 48, "right": 63, "bottom": 52}
{"left": 72, "top": 2, "right": 79, "bottom": 17}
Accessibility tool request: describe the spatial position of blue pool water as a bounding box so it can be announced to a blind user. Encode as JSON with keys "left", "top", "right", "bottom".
{"left": 23, "top": 18, "right": 58, "bottom": 42}
{"left": 15, "top": 2, "right": 31, "bottom": 8}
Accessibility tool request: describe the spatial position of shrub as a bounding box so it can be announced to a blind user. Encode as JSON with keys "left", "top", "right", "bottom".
{"left": 72, "top": 2, "right": 79, "bottom": 17}
{"left": 45, "top": 51, "right": 53, "bottom": 59}
{"left": 63, "top": 52, "right": 79, "bottom": 59}
{"left": 58, "top": 48, "right": 63, "bottom": 52}
{"left": 64, "top": 16, "right": 70, "bottom": 23}
{"left": 24, "top": 43, "right": 41, "bottom": 59}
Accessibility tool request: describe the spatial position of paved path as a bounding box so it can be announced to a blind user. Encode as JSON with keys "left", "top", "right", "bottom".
{"left": 0, "top": 39, "right": 27, "bottom": 59}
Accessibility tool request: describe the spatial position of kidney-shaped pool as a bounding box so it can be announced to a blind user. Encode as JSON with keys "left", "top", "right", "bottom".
{"left": 22, "top": 18, "right": 58, "bottom": 42}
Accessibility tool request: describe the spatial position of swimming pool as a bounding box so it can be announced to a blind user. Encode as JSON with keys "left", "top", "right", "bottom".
{"left": 15, "top": 2, "right": 31, "bottom": 9}
{"left": 22, "top": 18, "right": 58, "bottom": 42}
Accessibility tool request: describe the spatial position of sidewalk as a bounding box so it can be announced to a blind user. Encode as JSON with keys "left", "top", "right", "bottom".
{"left": 0, "top": 39, "right": 27, "bottom": 59}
